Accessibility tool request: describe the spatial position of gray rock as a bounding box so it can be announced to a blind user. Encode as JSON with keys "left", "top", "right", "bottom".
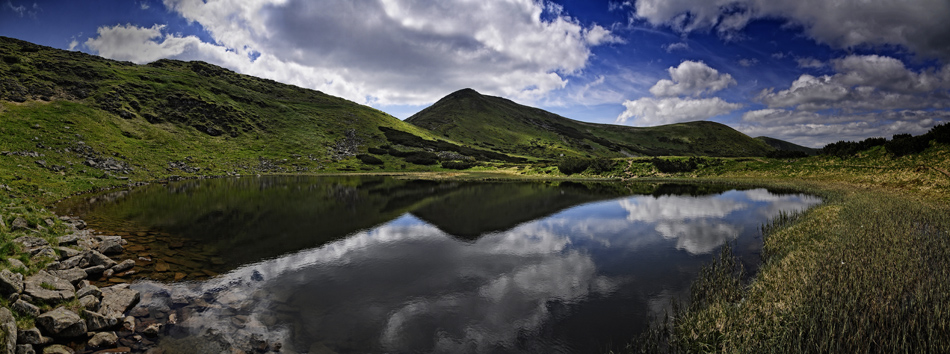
{"left": 98, "top": 238, "right": 123, "bottom": 255}
{"left": 76, "top": 284, "right": 101, "bottom": 299}
{"left": 122, "top": 316, "right": 135, "bottom": 332}
{"left": 58, "top": 255, "right": 83, "bottom": 270}
{"left": 11, "top": 217, "right": 28, "bottom": 231}
{"left": 29, "top": 247, "right": 56, "bottom": 262}
{"left": 83, "top": 310, "right": 117, "bottom": 331}
{"left": 5, "top": 258, "right": 26, "bottom": 270}
{"left": 102, "top": 269, "right": 114, "bottom": 279}
{"left": 99, "top": 285, "right": 140, "bottom": 318}
{"left": 87, "top": 331, "right": 117, "bottom": 348}
{"left": 0, "top": 308, "right": 16, "bottom": 354}
{"left": 23, "top": 271, "right": 75, "bottom": 304}
{"left": 82, "top": 265, "right": 106, "bottom": 276}
{"left": 83, "top": 251, "right": 116, "bottom": 269}
{"left": 48, "top": 268, "right": 86, "bottom": 285}
{"left": 78, "top": 295, "right": 99, "bottom": 311}
{"left": 56, "top": 234, "right": 78, "bottom": 245}
{"left": 15, "top": 344, "right": 35, "bottom": 354}
{"left": 12, "top": 300, "right": 40, "bottom": 317}
{"left": 0, "top": 269, "right": 24, "bottom": 295}
{"left": 39, "top": 344, "right": 73, "bottom": 354}
{"left": 15, "top": 327, "right": 42, "bottom": 345}
{"left": 13, "top": 236, "right": 46, "bottom": 249}
{"left": 142, "top": 323, "right": 162, "bottom": 337}
{"left": 0, "top": 214, "right": 5, "bottom": 230}
{"left": 36, "top": 307, "right": 87, "bottom": 338}
{"left": 111, "top": 259, "right": 135, "bottom": 273}
{"left": 54, "top": 247, "right": 80, "bottom": 260}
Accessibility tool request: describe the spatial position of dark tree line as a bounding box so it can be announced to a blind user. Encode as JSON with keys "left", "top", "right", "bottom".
{"left": 819, "top": 122, "right": 949, "bottom": 158}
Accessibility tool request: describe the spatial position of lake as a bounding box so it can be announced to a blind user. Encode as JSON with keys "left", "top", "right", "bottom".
{"left": 56, "top": 176, "right": 822, "bottom": 353}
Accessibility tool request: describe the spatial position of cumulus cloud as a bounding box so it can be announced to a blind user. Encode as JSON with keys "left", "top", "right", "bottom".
{"left": 649, "top": 60, "right": 736, "bottom": 97}
{"left": 737, "top": 110, "right": 950, "bottom": 147}
{"left": 617, "top": 97, "right": 742, "bottom": 126}
{"left": 663, "top": 42, "right": 689, "bottom": 52}
{"left": 629, "top": 0, "right": 950, "bottom": 60}
{"left": 796, "top": 57, "right": 824, "bottom": 69}
{"left": 84, "top": 0, "right": 620, "bottom": 106}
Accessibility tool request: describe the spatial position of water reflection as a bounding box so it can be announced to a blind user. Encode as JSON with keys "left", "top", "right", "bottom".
{"left": 65, "top": 178, "right": 825, "bottom": 353}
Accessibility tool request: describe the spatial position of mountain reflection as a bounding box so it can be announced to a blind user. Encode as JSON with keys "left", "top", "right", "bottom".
{"left": 88, "top": 178, "right": 824, "bottom": 353}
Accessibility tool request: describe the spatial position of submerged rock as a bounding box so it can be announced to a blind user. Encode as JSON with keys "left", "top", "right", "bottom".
{"left": 87, "top": 331, "right": 118, "bottom": 348}
{"left": 100, "top": 285, "right": 140, "bottom": 318}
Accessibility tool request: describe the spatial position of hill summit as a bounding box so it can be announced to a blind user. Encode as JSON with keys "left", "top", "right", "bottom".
{"left": 407, "top": 88, "right": 774, "bottom": 158}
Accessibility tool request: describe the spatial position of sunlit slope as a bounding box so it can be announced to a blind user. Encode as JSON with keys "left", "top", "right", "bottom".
{"left": 407, "top": 88, "right": 774, "bottom": 158}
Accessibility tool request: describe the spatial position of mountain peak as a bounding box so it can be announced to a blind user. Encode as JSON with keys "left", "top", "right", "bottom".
{"left": 447, "top": 88, "right": 482, "bottom": 99}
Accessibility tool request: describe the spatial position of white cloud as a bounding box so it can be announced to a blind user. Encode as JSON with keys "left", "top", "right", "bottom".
{"left": 663, "top": 42, "right": 689, "bottom": 52}
{"left": 616, "top": 97, "right": 742, "bottom": 126}
{"left": 737, "top": 110, "right": 950, "bottom": 147}
{"left": 738, "top": 58, "right": 758, "bottom": 67}
{"left": 649, "top": 60, "right": 736, "bottom": 97}
{"left": 796, "top": 57, "right": 824, "bottom": 69}
{"left": 67, "top": 39, "right": 78, "bottom": 51}
{"left": 83, "top": 0, "right": 619, "bottom": 106}
{"left": 629, "top": 0, "right": 950, "bottom": 60}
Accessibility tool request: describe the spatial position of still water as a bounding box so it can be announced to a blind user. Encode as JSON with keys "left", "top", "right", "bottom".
{"left": 57, "top": 176, "right": 821, "bottom": 353}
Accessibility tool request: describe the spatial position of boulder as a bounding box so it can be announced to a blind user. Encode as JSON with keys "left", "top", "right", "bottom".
{"left": 5, "top": 258, "right": 25, "bottom": 270}
{"left": 78, "top": 295, "right": 99, "bottom": 312}
{"left": 99, "top": 285, "right": 140, "bottom": 318}
{"left": 83, "top": 251, "right": 117, "bottom": 269}
{"left": 15, "top": 344, "right": 34, "bottom": 354}
{"left": 54, "top": 247, "right": 81, "bottom": 260}
{"left": 23, "top": 271, "right": 75, "bottom": 303}
{"left": 98, "top": 238, "right": 123, "bottom": 255}
{"left": 82, "top": 265, "right": 106, "bottom": 276}
{"left": 76, "top": 284, "right": 101, "bottom": 299}
{"left": 40, "top": 344, "right": 73, "bottom": 354}
{"left": 12, "top": 236, "right": 46, "bottom": 249}
{"left": 0, "top": 308, "right": 16, "bottom": 354}
{"left": 11, "top": 217, "right": 28, "bottom": 231}
{"left": 48, "top": 268, "right": 86, "bottom": 285}
{"left": 56, "top": 234, "right": 78, "bottom": 245}
{"left": 36, "top": 307, "right": 86, "bottom": 338}
{"left": 29, "top": 247, "right": 56, "bottom": 262}
{"left": 15, "top": 328, "right": 45, "bottom": 345}
{"left": 11, "top": 300, "right": 40, "bottom": 317}
{"left": 83, "top": 310, "right": 116, "bottom": 331}
{"left": 87, "top": 332, "right": 118, "bottom": 348}
{"left": 0, "top": 269, "right": 24, "bottom": 295}
{"left": 111, "top": 259, "right": 135, "bottom": 273}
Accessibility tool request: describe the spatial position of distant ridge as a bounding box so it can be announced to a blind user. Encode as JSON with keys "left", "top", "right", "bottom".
{"left": 407, "top": 88, "right": 774, "bottom": 158}
{"left": 756, "top": 137, "right": 818, "bottom": 155}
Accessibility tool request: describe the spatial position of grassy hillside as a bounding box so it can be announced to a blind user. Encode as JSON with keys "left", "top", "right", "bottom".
{"left": 407, "top": 88, "right": 774, "bottom": 158}
{"left": 755, "top": 136, "right": 818, "bottom": 155}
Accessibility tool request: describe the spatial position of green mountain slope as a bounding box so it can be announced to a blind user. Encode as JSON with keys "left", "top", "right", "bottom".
{"left": 756, "top": 136, "right": 818, "bottom": 155}
{"left": 0, "top": 37, "right": 526, "bottom": 200}
{"left": 406, "top": 88, "right": 773, "bottom": 158}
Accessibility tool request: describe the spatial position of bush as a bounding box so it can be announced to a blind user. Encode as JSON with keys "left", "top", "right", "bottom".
{"left": 588, "top": 158, "right": 616, "bottom": 174}
{"left": 651, "top": 157, "right": 698, "bottom": 173}
{"left": 885, "top": 134, "right": 930, "bottom": 157}
{"left": 356, "top": 154, "right": 383, "bottom": 165}
{"left": 558, "top": 157, "right": 591, "bottom": 175}
{"left": 766, "top": 150, "right": 809, "bottom": 159}
{"left": 820, "top": 137, "right": 886, "bottom": 157}
{"left": 925, "top": 123, "right": 950, "bottom": 144}
{"left": 367, "top": 147, "right": 388, "bottom": 155}
{"left": 404, "top": 151, "right": 438, "bottom": 165}
{"left": 442, "top": 161, "right": 476, "bottom": 170}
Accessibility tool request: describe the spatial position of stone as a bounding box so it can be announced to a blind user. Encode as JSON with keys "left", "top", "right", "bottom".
{"left": 99, "top": 285, "right": 140, "bottom": 318}
{"left": 58, "top": 255, "right": 84, "bottom": 269}
{"left": 128, "top": 307, "right": 148, "bottom": 318}
{"left": 142, "top": 323, "right": 161, "bottom": 337}
{"left": 0, "top": 308, "right": 16, "bottom": 354}
{"left": 36, "top": 307, "right": 86, "bottom": 338}
{"left": 82, "top": 265, "right": 106, "bottom": 276}
{"left": 48, "top": 268, "right": 86, "bottom": 285}
{"left": 102, "top": 269, "right": 114, "bottom": 279}
{"left": 29, "top": 247, "right": 56, "bottom": 262}
{"left": 55, "top": 247, "right": 81, "bottom": 260}
{"left": 92, "top": 347, "right": 131, "bottom": 354}
{"left": 11, "top": 217, "right": 29, "bottom": 231}
{"left": 79, "top": 295, "right": 99, "bottom": 311}
{"left": 13, "top": 236, "right": 46, "bottom": 249}
{"left": 6, "top": 258, "right": 26, "bottom": 270}
{"left": 122, "top": 316, "right": 135, "bottom": 332}
{"left": 173, "top": 273, "right": 186, "bottom": 282}
{"left": 16, "top": 344, "right": 35, "bottom": 354}
{"left": 88, "top": 332, "right": 118, "bottom": 348}
{"left": 12, "top": 300, "right": 40, "bottom": 317}
{"left": 76, "top": 284, "right": 101, "bottom": 299}
{"left": 111, "top": 259, "right": 134, "bottom": 273}
{"left": 83, "top": 251, "right": 117, "bottom": 269}
{"left": 98, "top": 238, "right": 124, "bottom": 255}
{"left": 83, "top": 310, "right": 117, "bottom": 331}
{"left": 0, "top": 269, "right": 24, "bottom": 295}
{"left": 16, "top": 327, "right": 43, "bottom": 345}
{"left": 23, "top": 271, "right": 75, "bottom": 303}
{"left": 154, "top": 262, "right": 169, "bottom": 272}
{"left": 56, "top": 234, "right": 79, "bottom": 245}
{"left": 40, "top": 344, "right": 73, "bottom": 354}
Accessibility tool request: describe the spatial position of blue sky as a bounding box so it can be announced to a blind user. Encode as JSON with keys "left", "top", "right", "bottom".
{"left": 2, "top": 0, "right": 949, "bottom": 147}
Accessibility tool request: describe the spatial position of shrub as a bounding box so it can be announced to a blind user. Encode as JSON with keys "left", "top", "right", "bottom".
{"left": 925, "top": 123, "right": 950, "bottom": 144}
{"left": 367, "top": 147, "right": 388, "bottom": 155}
{"left": 442, "top": 161, "right": 476, "bottom": 170}
{"left": 885, "top": 134, "right": 930, "bottom": 157}
{"left": 558, "top": 157, "right": 591, "bottom": 175}
{"left": 404, "top": 151, "right": 438, "bottom": 165}
{"left": 766, "top": 150, "right": 809, "bottom": 159}
{"left": 356, "top": 154, "right": 383, "bottom": 165}
{"left": 588, "top": 158, "right": 616, "bottom": 174}
{"left": 651, "top": 157, "right": 698, "bottom": 173}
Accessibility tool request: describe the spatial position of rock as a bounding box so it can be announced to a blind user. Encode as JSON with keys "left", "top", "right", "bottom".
{"left": 142, "top": 323, "right": 161, "bottom": 337}
{"left": 11, "top": 217, "right": 29, "bottom": 231}
{"left": 55, "top": 247, "right": 81, "bottom": 260}
{"left": 16, "top": 344, "right": 35, "bottom": 354}
{"left": 29, "top": 247, "right": 56, "bottom": 262}
{"left": 48, "top": 268, "right": 86, "bottom": 285}
{"left": 99, "top": 285, "right": 140, "bottom": 318}
{"left": 154, "top": 262, "right": 169, "bottom": 272}
{"left": 58, "top": 255, "right": 84, "bottom": 269}
{"left": 12, "top": 300, "right": 40, "bottom": 317}
{"left": 56, "top": 234, "right": 79, "bottom": 245}
{"left": 0, "top": 308, "right": 16, "bottom": 354}
{"left": 40, "top": 344, "right": 73, "bottom": 354}
{"left": 92, "top": 347, "right": 131, "bottom": 354}
{"left": 6, "top": 258, "right": 26, "bottom": 270}
{"left": 0, "top": 269, "right": 24, "bottom": 295}
{"left": 36, "top": 307, "right": 87, "bottom": 338}
{"left": 88, "top": 332, "right": 118, "bottom": 348}
{"left": 13, "top": 236, "right": 46, "bottom": 249}
{"left": 111, "top": 260, "right": 134, "bottom": 273}
{"left": 98, "top": 238, "right": 124, "bottom": 255}
{"left": 23, "top": 271, "right": 75, "bottom": 303}
{"left": 16, "top": 327, "right": 43, "bottom": 345}
{"left": 128, "top": 307, "right": 149, "bottom": 318}
{"left": 77, "top": 284, "right": 101, "bottom": 299}
{"left": 173, "top": 273, "right": 186, "bottom": 282}
{"left": 102, "top": 269, "right": 114, "bottom": 279}
{"left": 83, "top": 251, "right": 117, "bottom": 269}
{"left": 83, "top": 310, "right": 117, "bottom": 331}
{"left": 122, "top": 316, "right": 135, "bottom": 332}
{"left": 79, "top": 295, "right": 100, "bottom": 311}
{"left": 83, "top": 265, "right": 107, "bottom": 276}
